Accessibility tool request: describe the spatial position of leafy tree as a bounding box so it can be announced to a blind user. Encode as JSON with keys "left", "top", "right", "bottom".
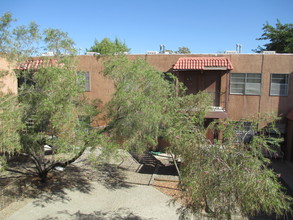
{"left": 87, "top": 37, "right": 130, "bottom": 55}
{"left": 102, "top": 56, "right": 203, "bottom": 154}
{"left": 103, "top": 56, "right": 292, "bottom": 219}
{"left": 15, "top": 59, "right": 99, "bottom": 182}
{"left": 161, "top": 47, "right": 191, "bottom": 54}
{"left": 0, "top": 12, "right": 41, "bottom": 61}
{"left": 0, "top": 12, "right": 100, "bottom": 182}
{"left": 0, "top": 78, "right": 22, "bottom": 158}
{"left": 43, "top": 28, "right": 76, "bottom": 55}
{"left": 178, "top": 115, "right": 292, "bottom": 219}
{"left": 177, "top": 46, "right": 191, "bottom": 54}
{"left": 254, "top": 20, "right": 293, "bottom": 53}
{"left": 0, "top": 12, "right": 14, "bottom": 55}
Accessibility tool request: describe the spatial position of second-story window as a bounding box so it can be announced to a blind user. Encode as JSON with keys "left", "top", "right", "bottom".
{"left": 230, "top": 73, "right": 261, "bottom": 95}
{"left": 270, "top": 74, "right": 289, "bottom": 96}
{"left": 83, "top": 72, "right": 90, "bottom": 91}
{"left": 77, "top": 71, "right": 90, "bottom": 91}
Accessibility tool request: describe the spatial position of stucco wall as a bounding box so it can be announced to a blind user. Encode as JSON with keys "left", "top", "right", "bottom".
{"left": 77, "top": 54, "right": 293, "bottom": 126}
{"left": 225, "top": 54, "right": 293, "bottom": 121}
{"left": 76, "top": 56, "right": 115, "bottom": 105}
{"left": 0, "top": 57, "right": 17, "bottom": 94}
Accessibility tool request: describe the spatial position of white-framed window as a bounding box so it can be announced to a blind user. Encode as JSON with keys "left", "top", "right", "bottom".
{"left": 230, "top": 73, "right": 261, "bottom": 95}
{"left": 270, "top": 74, "right": 289, "bottom": 96}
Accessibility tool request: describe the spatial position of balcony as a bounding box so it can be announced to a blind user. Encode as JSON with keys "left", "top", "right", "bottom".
{"left": 206, "top": 92, "right": 227, "bottom": 119}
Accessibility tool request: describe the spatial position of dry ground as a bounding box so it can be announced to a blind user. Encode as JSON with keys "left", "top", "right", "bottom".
{"left": 0, "top": 150, "right": 183, "bottom": 219}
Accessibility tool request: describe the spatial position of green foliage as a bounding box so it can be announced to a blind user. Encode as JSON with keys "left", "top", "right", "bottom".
{"left": 254, "top": 20, "right": 293, "bottom": 53}
{"left": 87, "top": 37, "right": 130, "bottom": 55}
{"left": 16, "top": 57, "right": 100, "bottom": 181}
{"left": 0, "top": 12, "right": 76, "bottom": 59}
{"left": 0, "top": 57, "right": 23, "bottom": 155}
{"left": 43, "top": 28, "right": 76, "bottom": 56}
{"left": 177, "top": 46, "right": 191, "bottom": 54}
{"left": 103, "top": 56, "right": 211, "bottom": 154}
{"left": 0, "top": 13, "right": 41, "bottom": 62}
{"left": 103, "top": 56, "right": 173, "bottom": 154}
{"left": 178, "top": 115, "right": 292, "bottom": 219}
{"left": 0, "top": 155, "right": 8, "bottom": 171}
{"left": 103, "top": 56, "right": 292, "bottom": 219}
{"left": 161, "top": 46, "right": 191, "bottom": 54}
{"left": 0, "top": 12, "right": 14, "bottom": 54}
{"left": 0, "top": 12, "right": 99, "bottom": 182}
{"left": 0, "top": 93, "right": 22, "bottom": 154}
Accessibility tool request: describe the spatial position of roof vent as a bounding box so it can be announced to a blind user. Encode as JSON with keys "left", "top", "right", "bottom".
{"left": 146, "top": 51, "right": 159, "bottom": 55}
{"left": 236, "top": 44, "right": 242, "bottom": 53}
{"left": 262, "top": 51, "right": 276, "bottom": 54}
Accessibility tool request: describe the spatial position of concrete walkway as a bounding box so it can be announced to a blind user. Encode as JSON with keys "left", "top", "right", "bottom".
{"left": 4, "top": 181, "right": 180, "bottom": 220}
{"left": 3, "top": 151, "right": 291, "bottom": 220}
{"left": 1, "top": 150, "right": 181, "bottom": 220}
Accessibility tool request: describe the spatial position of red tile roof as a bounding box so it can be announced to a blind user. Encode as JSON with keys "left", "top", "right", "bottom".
{"left": 15, "top": 59, "right": 59, "bottom": 70}
{"left": 173, "top": 57, "right": 233, "bottom": 70}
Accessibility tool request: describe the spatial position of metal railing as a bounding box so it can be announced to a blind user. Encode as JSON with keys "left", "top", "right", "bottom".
{"left": 206, "top": 92, "right": 226, "bottom": 110}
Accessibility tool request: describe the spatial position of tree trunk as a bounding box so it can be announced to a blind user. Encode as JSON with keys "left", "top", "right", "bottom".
{"left": 170, "top": 152, "right": 182, "bottom": 184}
{"left": 38, "top": 170, "right": 48, "bottom": 183}
{"left": 36, "top": 145, "right": 88, "bottom": 183}
{"left": 8, "top": 145, "right": 89, "bottom": 183}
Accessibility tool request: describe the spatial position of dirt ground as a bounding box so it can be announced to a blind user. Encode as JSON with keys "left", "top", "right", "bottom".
{"left": 153, "top": 179, "right": 183, "bottom": 203}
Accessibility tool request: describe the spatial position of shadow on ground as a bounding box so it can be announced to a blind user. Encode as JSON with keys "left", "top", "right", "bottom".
{"left": 1, "top": 160, "right": 133, "bottom": 210}
{"left": 26, "top": 165, "right": 94, "bottom": 207}
{"left": 249, "top": 213, "right": 293, "bottom": 220}
{"left": 38, "top": 208, "right": 154, "bottom": 220}
{"left": 89, "top": 163, "right": 134, "bottom": 190}
{"left": 134, "top": 152, "right": 178, "bottom": 176}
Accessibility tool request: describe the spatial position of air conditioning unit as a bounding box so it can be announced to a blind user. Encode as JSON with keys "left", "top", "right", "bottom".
{"left": 262, "top": 51, "right": 276, "bottom": 54}
{"left": 146, "top": 51, "right": 159, "bottom": 55}
{"left": 85, "top": 52, "right": 100, "bottom": 56}
{"left": 41, "top": 51, "right": 54, "bottom": 56}
{"left": 225, "top": 51, "right": 238, "bottom": 54}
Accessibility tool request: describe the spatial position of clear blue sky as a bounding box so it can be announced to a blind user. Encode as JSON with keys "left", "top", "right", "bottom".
{"left": 1, "top": 0, "right": 292, "bottom": 54}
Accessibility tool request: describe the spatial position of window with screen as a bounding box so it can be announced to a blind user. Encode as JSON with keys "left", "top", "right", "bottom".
{"left": 270, "top": 74, "right": 289, "bottom": 96}
{"left": 230, "top": 73, "right": 261, "bottom": 95}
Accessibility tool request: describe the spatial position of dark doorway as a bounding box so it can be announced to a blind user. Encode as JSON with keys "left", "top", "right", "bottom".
{"left": 202, "top": 71, "right": 221, "bottom": 106}
{"left": 178, "top": 70, "right": 222, "bottom": 106}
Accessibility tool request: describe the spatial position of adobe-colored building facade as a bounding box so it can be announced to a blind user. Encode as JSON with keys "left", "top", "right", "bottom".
{"left": 77, "top": 53, "right": 293, "bottom": 160}
{"left": 78, "top": 54, "right": 293, "bottom": 122}
{"left": 3, "top": 54, "right": 292, "bottom": 160}
{"left": 0, "top": 57, "right": 17, "bottom": 94}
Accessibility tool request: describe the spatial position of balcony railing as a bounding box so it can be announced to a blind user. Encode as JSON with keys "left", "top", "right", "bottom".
{"left": 206, "top": 92, "right": 226, "bottom": 111}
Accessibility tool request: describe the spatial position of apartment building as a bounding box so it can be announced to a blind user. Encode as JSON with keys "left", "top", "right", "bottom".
{"left": 9, "top": 53, "right": 293, "bottom": 160}
{"left": 76, "top": 53, "right": 293, "bottom": 160}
